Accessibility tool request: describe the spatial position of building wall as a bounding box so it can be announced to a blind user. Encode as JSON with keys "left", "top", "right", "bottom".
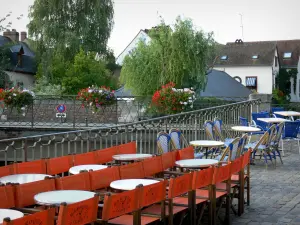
{"left": 5, "top": 71, "right": 35, "bottom": 89}
{"left": 116, "top": 30, "right": 151, "bottom": 66}
{"left": 272, "top": 48, "right": 280, "bottom": 89}
{"left": 290, "top": 57, "right": 300, "bottom": 102}
{"left": 214, "top": 66, "right": 273, "bottom": 94}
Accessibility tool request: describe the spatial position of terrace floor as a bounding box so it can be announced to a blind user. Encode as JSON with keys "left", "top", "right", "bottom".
{"left": 224, "top": 142, "right": 300, "bottom": 225}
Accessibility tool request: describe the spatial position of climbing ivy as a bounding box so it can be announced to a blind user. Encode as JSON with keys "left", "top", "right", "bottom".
{"left": 275, "top": 68, "right": 298, "bottom": 96}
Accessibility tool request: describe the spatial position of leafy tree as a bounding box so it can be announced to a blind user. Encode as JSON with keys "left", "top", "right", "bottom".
{"left": 120, "top": 17, "right": 216, "bottom": 96}
{"left": 62, "top": 49, "right": 116, "bottom": 94}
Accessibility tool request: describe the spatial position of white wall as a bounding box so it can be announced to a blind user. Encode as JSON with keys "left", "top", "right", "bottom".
{"left": 290, "top": 57, "right": 300, "bottom": 102}
{"left": 5, "top": 71, "right": 35, "bottom": 89}
{"left": 116, "top": 30, "right": 151, "bottom": 66}
{"left": 272, "top": 48, "right": 280, "bottom": 89}
{"left": 214, "top": 66, "right": 273, "bottom": 94}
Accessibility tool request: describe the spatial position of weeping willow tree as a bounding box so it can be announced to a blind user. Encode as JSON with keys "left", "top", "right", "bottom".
{"left": 120, "top": 17, "right": 217, "bottom": 96}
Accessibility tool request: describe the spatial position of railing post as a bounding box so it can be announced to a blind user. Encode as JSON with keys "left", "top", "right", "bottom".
{"left": 23, "top": 138, "right": 28, "bottom": 162}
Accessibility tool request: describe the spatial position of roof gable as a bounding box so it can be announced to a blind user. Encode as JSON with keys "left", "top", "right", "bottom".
{"left": 276, "top": 40, "right": 300, "bottom": 68}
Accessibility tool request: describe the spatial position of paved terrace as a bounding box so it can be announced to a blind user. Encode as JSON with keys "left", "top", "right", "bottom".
{"left": 226, "top": 143, "right": 300, "bottom": 225}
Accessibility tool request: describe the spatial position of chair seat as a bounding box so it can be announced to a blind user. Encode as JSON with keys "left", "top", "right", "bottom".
{"left": 142, "top": 204, "right": 187, "bottom": 216}
{"left": 108, "top": 214, "right": 159, "bottom": 225}
{"left": 215, "top": 155, "right": 228, "bottom": 161}
{"left": 196, "top": 189, "right": 227, "bottom": 198}
{"left": 216, "top": 182, "right": 237, "bottom": 190}
{"left": 173, "top": 196, "right": 207, "bottom": 205}
{"left": 224, "top": 138, "right": 234, "bottom": 147}
{"left": 245, "top": 142, "right": 267, "bottom": 150}
{"left": 194, "top": 152, "right": 204, "bottom": 159}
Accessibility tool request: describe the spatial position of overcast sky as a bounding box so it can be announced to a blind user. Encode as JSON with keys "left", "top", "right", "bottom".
{"left": 1, "top": 0, "right": 300, "bottom": 57}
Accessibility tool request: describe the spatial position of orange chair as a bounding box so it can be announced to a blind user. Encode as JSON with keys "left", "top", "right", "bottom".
{"left": 0, "top": 164, "right": 14, "bottom": 178}
{"left": 0, "top": 184, "right": 15, "bottom": 208}
{"left": 46, "top": 155, "right": 73, "bottom": 175}
{"left": 73, "top": 151, "right": 97, "bottom": 166}
{"left": 89, "top": 167, "right": 120, "bottom": 192}
{"left": 117, "top": 142, "right": 136, "bottom": 154}
{"left": 3, "top": 208, "right": 56, "bottom": 225}
{"left": 57, "top": 194, "right": 99, "bottom": 225}
{"left": 142, "top": 156, "right": 164, "bottom": 177}
{"left": 14, "top": 178, "right": 56, "bottom": 208}
{"left": 14, "top": 159, "right": 47, "bottom": 174}
{"left": 94, "top": 146, "right": 118, "bottom": 164}
{"left": 177, "top": 146, "right": 195, "bottom": 160}
{"left": 161, "top": 150, "right": 177, "bottom": 171}
{"left": 55, "top": 171, "right": 91, "bottom": 191}
{"left": 119, "top": 162, "right": 145, "bottom": 179}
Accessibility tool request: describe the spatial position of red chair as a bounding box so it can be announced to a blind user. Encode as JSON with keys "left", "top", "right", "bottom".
{"left": 55, "top": 171, "right": 91, "bottom": 191}
{"left": 0, "top": 184, "right": 15, "bottom": 208}
{"left": 3, "top": 208, "right": 56, "bottom": 225}
{"left": 89, "top": 167, "right": 120, "bottom": 192}
{"left": 119, "top": 162, "right": 145, "bottom": 179}
{"left": 161, "top": 151, "right": 177, "bottom": 171}
{"left": 14, "top": 159, "right": 47, "bottom": 174}
{"left": 73, "top": 151, "right": 97, "bottom": 166}
{"left": 177, "top": 146, "right": 195, "bottom": 160}
{"left": 0, "top": 165, "right": 14, "bottom": 178}
{"left": 46, "top": 155, "right": 73, "bottom": 175}
{"left": 142, "top": 156, "right": 163, "bottom": 177}
{"left": 117, "top": 142, "right": 136, "bottom": 154}
{"left": 94, "top": 146, "right": 118, "bottom": 164}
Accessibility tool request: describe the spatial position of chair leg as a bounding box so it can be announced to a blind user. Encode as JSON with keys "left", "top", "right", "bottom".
{"left": 281, "top": 140, "right": 285, "bottom": 156}
{"left": 246, "top": 177, "right": 250, "bottom": 206}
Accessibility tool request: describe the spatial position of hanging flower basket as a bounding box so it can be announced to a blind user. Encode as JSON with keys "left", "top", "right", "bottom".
{"left": 77, "top": 86, "right": 116, "bottom": 112}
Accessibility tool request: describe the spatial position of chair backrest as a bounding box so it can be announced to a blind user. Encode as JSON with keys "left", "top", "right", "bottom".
{"left": 168, "top": 173, "right": 192, "bottom": 198}
{"left": 272, "top": 107, "right": 285, "bottom": 118}
{"left": 230, "top": 156, "right": 244, "bottom": 175}
{"left": 169, "top": 129, "right": 189, "bottom": 149}
{"left": 242, "top": 150, "right": 251, "bottom": 168}
{"left": 252, "top": 129, "right": 270, "bottom": 151}
{"left": 142, "top": 156, "right": 163, "bottom": 177}
{"left": 46, "top": 155, "right": 73, "bottom": 175}
{"left": 89, "top": 167, "right": 120, "bottom": 191}
{"left": 0, "top": 184, "right": 15, "bottom": 208}
{"left": 102, "top": 188, "right": 140, "bottom": 221}
{"left": 55, "top": 172, "right": 91, "bottom": 191}
{"left": 238, "top": 134, "right": 248, "bottom": 155}
{"left": 117, "top": 142, "right": 136, "bottom": 154}
{"left": 119, "top": 162, "right": 145, "bottom": 179}
{"left": 177, "top": 146, "right": 194, "bottom": 160}
{"left": 15, "top": 178, "right": 56, "bottom": 207}
{"left": 239, "top": 116, "right": 248, "bottom": 126}
{"left": 228, "top": 138, "right": 241, "bottom": 161}
{"left": 140, "top": 180, "right": 167, "bottom": 207}
{"left": 271, "top": 122, "right": 284, "bottom": 146}
{"left": 94, "top": 146, "right": 118, "bottom": 164}
{"left": 73, "top": 151, "right": 97, "bottom": 166}
{"left": 204, "top": 120, "right": 214, "bottom": 140}
{"left": 252, "top": 112, "right": 269, "bottom": 130}
{"left": 14, "top": 159, "right": 47, "bottom": 174}
{"left": 192, "top": 167, "right": 214, "bottom": 189}
{"left": 0, "top": 165, "right": 14, "bottom": 178}
{"left": 57, "top": 194, "right": 99, "bottom": 225}
{"left": 157, "top": 132, "right": 171, "bottom": 154}
{"left": 213, "top": 118, "right": 224, "bottom": 141}
{"left": 283, "top": 121, "right": 300, "bottom": 139}
{"left": 3, "top": 208, "right": 56, "bottom": 225}
{"left": 266, "top": 124, "right": 277, "bottom": 146}
{"left": 213, "top": 163, "right": 231, "bottom": 184}
{"left": 161, "top": 151, "right": 177, "bottom": 170}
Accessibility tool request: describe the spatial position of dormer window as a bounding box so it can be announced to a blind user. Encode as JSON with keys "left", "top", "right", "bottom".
{"left": 220, "top": 55, "right": 228, "bottom": 60}
{"left": 283, "top": 52, "right": 292, "bottom": 59}
{"left": 252, "top": 55, "right": 259, "bottom": 59}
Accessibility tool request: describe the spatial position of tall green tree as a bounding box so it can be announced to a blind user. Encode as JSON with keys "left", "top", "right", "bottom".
{"left": 120, "top": 17, "right": 217, "bottom": 96}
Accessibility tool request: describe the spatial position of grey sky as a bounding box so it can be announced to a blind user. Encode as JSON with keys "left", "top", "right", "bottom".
{"left": 1, "top": 0, "right": 299, "bottom": 57}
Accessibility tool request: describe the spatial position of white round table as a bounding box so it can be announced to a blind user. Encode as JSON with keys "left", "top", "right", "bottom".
{"left": 34, "top": 190, "right": 95, "bottom": 206}
{"left": 0, "top": 174, "right": 51, "bottom": 184}
{"left": 69, "top": 165, "right": 108, "bottom": 175}
{"left": 231, "top": 126, "right": 261, "bottom": 132}
{"left": 189, "top": 140, "right": 224, "bottom": 159}
{"left": 176, "top": 159, "right": 218, "bottom": 168}
{"left": 0, "top": 209, "right": 24, "bottom": 221}
{"left": 110, "top": 179, "right": 159, "bottom": 191}
{"left": 112, "top": 154, "right": 153, "bottom": 161}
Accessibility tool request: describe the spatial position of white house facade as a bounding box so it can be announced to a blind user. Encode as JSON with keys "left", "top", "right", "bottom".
{"left": 290, "top": 57, "right": 300, "bottom": 102}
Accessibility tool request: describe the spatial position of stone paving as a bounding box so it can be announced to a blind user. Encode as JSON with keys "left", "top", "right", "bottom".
{"left": 229, "top": 142, "right": 300, "bottom": 225}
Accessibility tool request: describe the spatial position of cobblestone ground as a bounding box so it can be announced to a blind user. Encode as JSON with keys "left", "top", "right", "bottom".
{"left": 227, "top": 142, "right": 300, "bottom": 225}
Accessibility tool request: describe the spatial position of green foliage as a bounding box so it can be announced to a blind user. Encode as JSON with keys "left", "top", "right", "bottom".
{"left": 120, "top": 17, "right": 216, "bottom": 96}
{"left": 33, "top": 76, "right": 65, "bottom": 96}
{"left": 275, "top": 68, "right": 298, "bottom": 97}
{"left": 272, "top": 88, "right": 290, "bottom": 105}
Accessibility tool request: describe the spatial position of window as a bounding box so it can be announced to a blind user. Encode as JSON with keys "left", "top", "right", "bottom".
{"left": 283, "top": 52, "right": 292, "bottom": 59}
{"left": 252, "top": 55, "right": 259, "bottom": 59}
{"left": 245, "top": 76, "right": 257, "bottom": 91}
{"left": 220, "top": 55, "right": 228, "bottom": 60}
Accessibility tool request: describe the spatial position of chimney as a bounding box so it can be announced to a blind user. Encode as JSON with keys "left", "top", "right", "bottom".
{"left": 3, "top": 29, "right": 19, "bottom": 42}
{"left": 20, "top": 31, "right": 27, "bottom": 42}
{"left": 235, "top": 39, "right": 244, "bottom": 44}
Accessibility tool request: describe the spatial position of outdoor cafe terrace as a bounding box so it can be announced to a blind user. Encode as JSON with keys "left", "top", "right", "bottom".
{"left": 0, "top": 98, "right": 300, "bottom": 224}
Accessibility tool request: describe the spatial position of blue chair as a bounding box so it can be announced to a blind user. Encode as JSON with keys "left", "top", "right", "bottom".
{"left": 157, "top": 131, "right": 171, "bottom": 154}
{"left": 252, "top": 112, "right": 269, "bottom": 131}
{"left": 270, "top": 122, "right": 284, "bottom": 163}
{"left": 281, "top": 121, "right": 300, "bottom": 155}
{"left": 204, "top": 120, "right": 214, "bottom": 140}
{"left": 213, "top": 118, "right": 234, "bottom": 147}
{"left": 272, "top": 107, "right": 285, "bottom": 119}
{"left": 239, "top": 116, "right": 264, "bottom": 135}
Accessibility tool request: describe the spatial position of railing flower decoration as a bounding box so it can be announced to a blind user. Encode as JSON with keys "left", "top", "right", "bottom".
{"left": 150, "top": 82, "right": 196, "bottom": 115}
{"left": 77, "top": 86, "right": 116, "bottom": 112}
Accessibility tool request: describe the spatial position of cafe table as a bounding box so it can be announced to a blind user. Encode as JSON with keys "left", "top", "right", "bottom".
{"left": 112, "top": 154, "right": 153, "bottom": 162}
{"left": 34, "top": 190, "right": 95, "bottom": 206}
{"left": 0, "top": 174, "right": 52, "bottom": 185}
{"left": 0, "top": 209, "right": 24, "bottom": 221}
{"left": 110, "top": 179, "right": 159, "bottom": 191}
{"left": 257, "top": 118, "right": 289, "bottom": 124}
{"left": 231, "top": 126, "right": 261, "bottom": 133}
{"left": 274, "top": 111, "right": 300, "bottom": 121}
{"left": 189, "top": 140, "right": 224, "bottom": 158}
{"left": 69, "top": 164, "right": 108, "bottom": 175}
{"left": 175, "top": 159, "right": 219, "bottom": 169}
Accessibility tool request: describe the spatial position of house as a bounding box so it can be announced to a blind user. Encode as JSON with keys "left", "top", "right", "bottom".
{"left": 214, "top": 39, "right": 279, "bottom": 94}
{"left": 0, "top": 29, "right": 36, "bottom": 89}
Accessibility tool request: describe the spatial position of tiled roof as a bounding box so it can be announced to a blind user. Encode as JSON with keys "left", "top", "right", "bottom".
{"left": 276, "top": 40, "right": 300, "bottom": 68}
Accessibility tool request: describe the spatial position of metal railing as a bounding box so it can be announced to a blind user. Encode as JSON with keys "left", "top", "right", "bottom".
{"left": 0, "top": 99, "right": 260, "bottom": 164}
{"left": 0, "top": 95, "right": 248, "bottom": 129}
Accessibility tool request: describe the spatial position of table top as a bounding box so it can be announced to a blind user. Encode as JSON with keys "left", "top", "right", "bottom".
{"left": 0, "top": 174, "right": 51, "bottom": 184}
{"left": 231, "top": 126, "right": 261, "bottom": 132}
{"left": 110, "top": 179, "right": 159, "bottom": 191}
{"left": 112, "top": 154, "right": 153, "bottom": 161}
{"left": 189, "top": 140, "right": 224, "bottom": 148}
{"left": 257, "top": 118, "right": 289, "bottom": 123}
{"left": 274, "top": 111, "right": 300, "bottom": 117}
{"left": 175, "top": 159, "right": 219, "bottom": 168}
{"left": 34, "top": 190, "right": 95, "bottom": 206}
{"left": 69, "top": 164, "right": 108, "bottom": 175}
{"left": 0, "top": 209, "right": 24, "bottom": 221}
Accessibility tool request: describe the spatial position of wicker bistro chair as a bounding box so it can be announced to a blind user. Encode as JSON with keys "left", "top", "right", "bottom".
{"left": 269, "top": 122, "right": 284, "bottom": 164}
{"left": 157, "top": 131, "right": 171, "bottom": 154}
{"left": 204, "top": 121, "right": 221, "bottom": 158}
{"left": 215, "top": 138, "right": 240, "bottom": 162}
{"left": 213, "top": 117, "right": 234, "bottom": 146}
